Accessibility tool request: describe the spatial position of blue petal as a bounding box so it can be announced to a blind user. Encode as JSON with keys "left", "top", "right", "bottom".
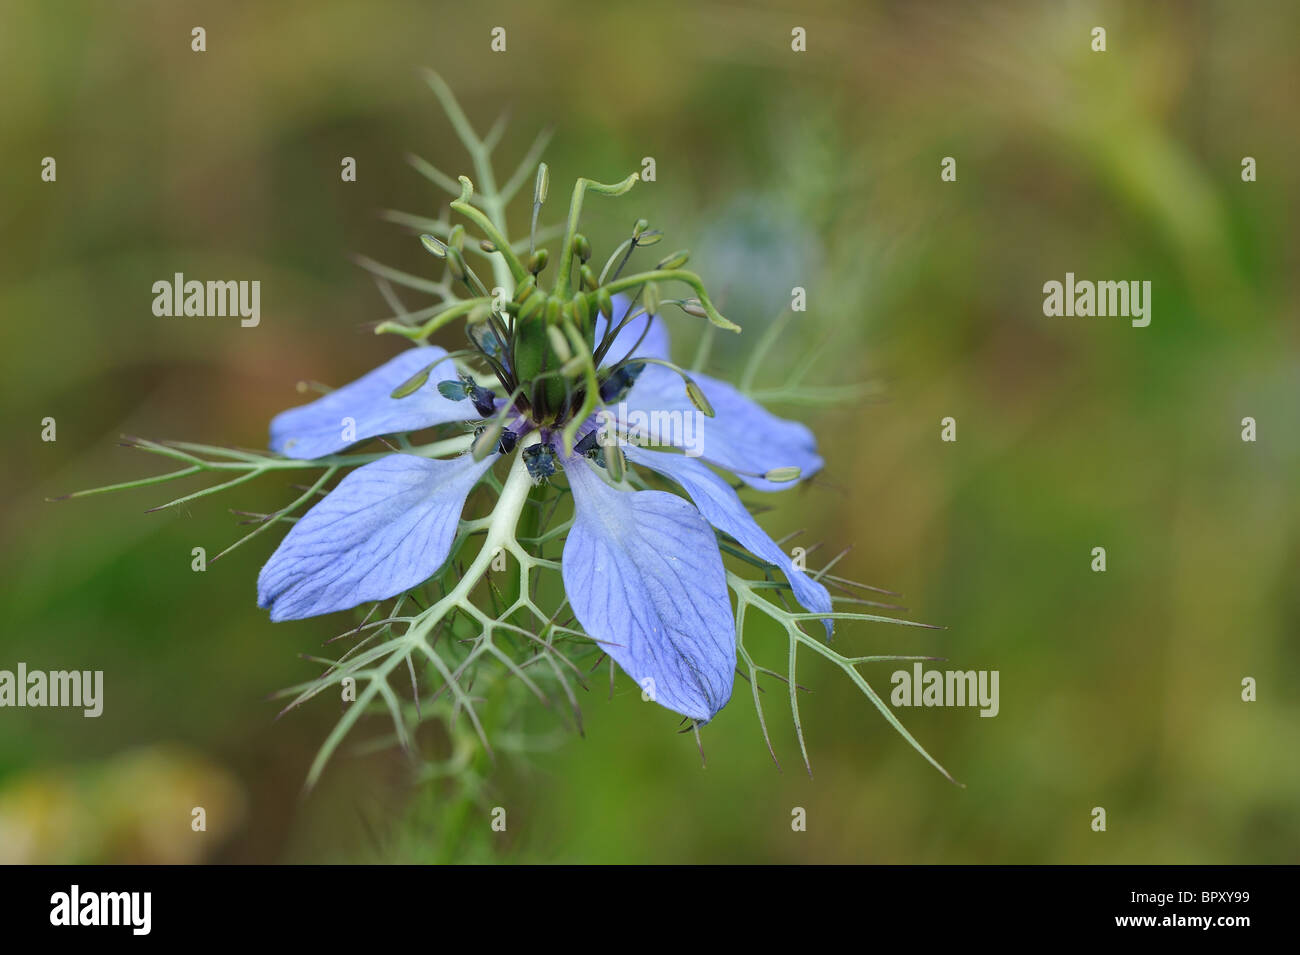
{"left": 618, "top": 368, "right": 824, "bottom": 491}
{"left": 258, "top": 452, "right": 493, "bottom": 621}
{"left": 624, "top": 446, "right": 834, "bottom": 636}
{"left": 561, "top": 456, "right": 736, "bottom": 722}
{"left": 270, "top": 347, "right": 471, "bottom": 459}
{"left": 593, "top": 293, "right": 670, "bottom": 365}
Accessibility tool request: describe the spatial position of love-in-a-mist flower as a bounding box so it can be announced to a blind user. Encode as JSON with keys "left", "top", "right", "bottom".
{"left": 258, "top": 284, "right": 833, "bottom": 723}
{"left": 58, "top": 76, "right": 952, "bottom": 784}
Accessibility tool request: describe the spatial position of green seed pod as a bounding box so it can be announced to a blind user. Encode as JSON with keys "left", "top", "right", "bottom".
{"left": 513, "top": 312, "right": 550, "bottom": 404}
{"left": 514, "top": 295, "right": 570, "bottom": 419}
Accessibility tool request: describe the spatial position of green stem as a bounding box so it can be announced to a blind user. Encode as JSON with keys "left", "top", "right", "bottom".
{"left": 502, "top": 483, "right": 547, "bottom": 632}
{"left": 421, "top": 69, "right": 515, "bottom": 295}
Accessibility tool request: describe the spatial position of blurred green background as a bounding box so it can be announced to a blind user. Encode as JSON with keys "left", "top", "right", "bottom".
{"left": 2, "top": 0, "right": 1297, "bottom": 863}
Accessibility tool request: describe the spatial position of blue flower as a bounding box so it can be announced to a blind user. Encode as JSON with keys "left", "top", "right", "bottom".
{"left": 257, "top": 298, "right": 832, "bottom": 723}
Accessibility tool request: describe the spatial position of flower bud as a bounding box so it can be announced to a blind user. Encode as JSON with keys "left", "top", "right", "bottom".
{"left": 390, "top": 362, "right": 436, "bottom": 399}
{"left": 763, "top": 466, "right": 802, "bottom": 484}
{"left": 684, "top": 377, "right": 714, "bottom": 417}
{"left": 572, "top": 233, "right": 592, "bottom": 263}
{"left": 517, "top": 291, "right": 544, "bottom": 323}
{"left": 596, "top": 287, "right": 613, "bottom": 319}
{"left": 446, "top": 250, "right": 467, "bottom": 283}
{"left": 656, "top": 249, "right": 690, "bottom": 270}
{"left": 513, "top": 274, "right": 537, "bottom": 303}
{"left": 534, "top": 163, "right": 550, "bottom": 205}
{"left": 571, "top": 293, "right": 592, "bottom": 332}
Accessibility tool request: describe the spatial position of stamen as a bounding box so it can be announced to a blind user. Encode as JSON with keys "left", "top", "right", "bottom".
{"left": 598, "top": 362, "right": 645, "bottom": 404}
{"left": 530, "top": 162, "right": 548, "bottom": 256}
{"left": 523, "top": 443, "right": 558, "bottom": 481}
{"left": 389, "top": 360, "right": 441, "bottom": 399}
{"left": 435, "top": 378, "right": 468, "bottom": 401}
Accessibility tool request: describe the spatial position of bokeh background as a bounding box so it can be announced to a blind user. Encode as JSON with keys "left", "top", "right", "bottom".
{"left": 2, "top": 0, "right": 1297, "bottom": 863}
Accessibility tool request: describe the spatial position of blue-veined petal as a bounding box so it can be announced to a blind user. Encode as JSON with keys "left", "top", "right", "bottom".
{"left": 270, "top": 347, "right": 470, "bottom": 459}
{"left": 258, "top": 452, "right": 494, "bottom": 621}
{"left": 561, "top": 455, "right": 735, "bottom": 722}
{"left": 616, "top": 366, "right": 823, "bottom": 492}
{"left": 593, "top": 293, "right": 670, "bottom": 365}
{"left": 624, "top": 446, "right": 833, "bottom": 636}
